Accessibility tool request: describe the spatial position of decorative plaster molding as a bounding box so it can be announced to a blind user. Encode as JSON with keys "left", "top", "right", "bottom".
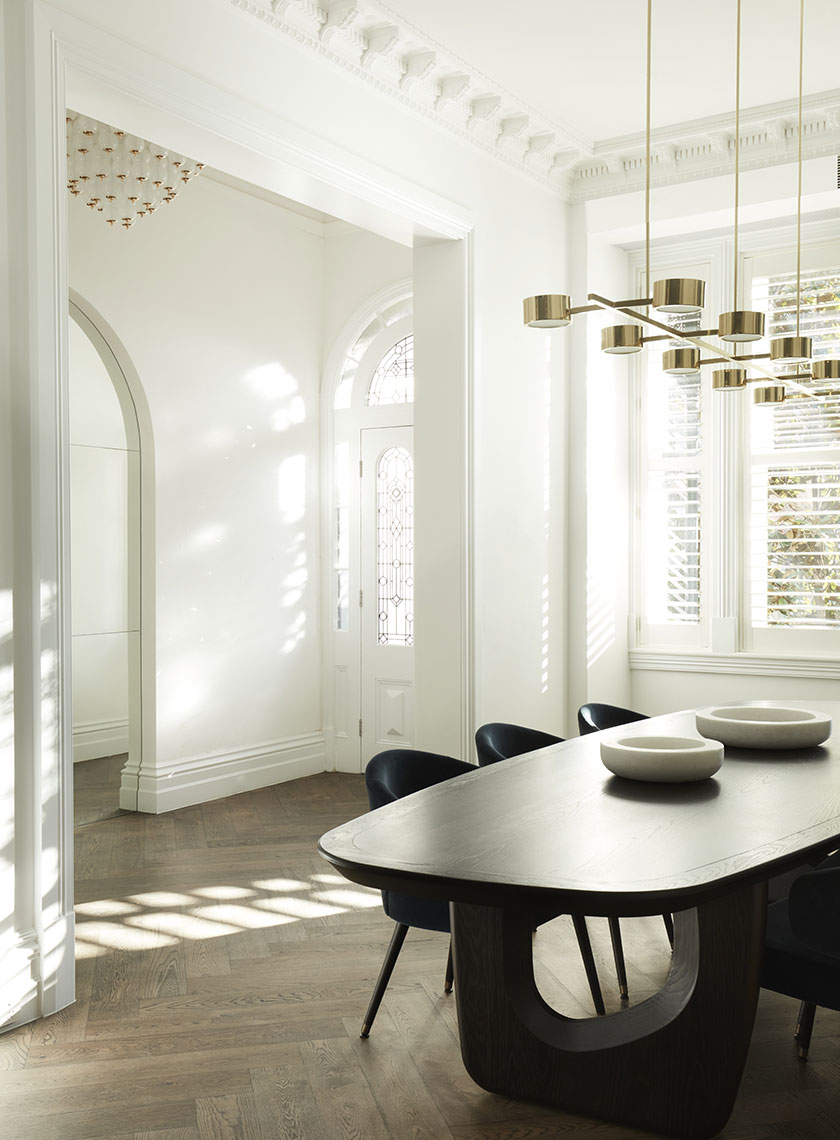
{"left": 226, "top": 0, "right": 840, "bottom": 200}
{"left": 629, "top": 650, "right": 840, "bottom": 680}
{"left": 132, "top": 732, "right": 327, "bottom": 813}
{"left": 72, "top": 716, "right": 129, "bottom": 763}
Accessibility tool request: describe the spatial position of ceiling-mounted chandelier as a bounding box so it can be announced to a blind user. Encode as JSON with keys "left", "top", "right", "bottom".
{"left": 66, "top": 111, "right": 203, "bottom": 229}
{"left": 523, "top": 0, "right": 840, "bottom": 407}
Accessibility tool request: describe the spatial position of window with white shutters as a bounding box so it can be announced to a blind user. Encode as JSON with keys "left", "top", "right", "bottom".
{"left": 638, "top": 309, "right": 706, "bottom": 645}
{"left": 748, "top": 268, "right": 840, "bottom": 651}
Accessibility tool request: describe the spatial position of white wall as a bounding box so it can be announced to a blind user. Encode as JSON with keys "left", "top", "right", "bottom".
{"left": 58, "top": 0, "right": 571, "bottom": 757}
{"left": 69, "top": 316, "right": 132, "bottom": 762}
{"left": 70, "top": 175, "right": 328, "bottom": 807}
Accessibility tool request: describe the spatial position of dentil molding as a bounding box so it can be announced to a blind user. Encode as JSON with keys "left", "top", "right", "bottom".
{"left": 227, "top": 0, "right": 840, "bottom": 201}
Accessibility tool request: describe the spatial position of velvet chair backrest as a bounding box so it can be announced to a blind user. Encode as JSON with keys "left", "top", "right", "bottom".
{"left": 474, "top": 722, "right": 563, "bottom": 767}
{"left": 363, "top": 749, "right": 475, "bottom": 932}
{"left": 577, "top": 703, "right": 649, "bottom": 736}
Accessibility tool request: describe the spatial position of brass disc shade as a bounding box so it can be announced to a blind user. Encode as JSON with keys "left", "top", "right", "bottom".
{"left": 811, "top": 359, "right": 840, "bottom": 381}
{"left": 601, "top": 324, "right": 643, "bottom": 354}
{"left": 754, "top": 385, "right": 786, "bottom": 405}
{"left": 712, "top": 368, "right": 748, "bottom": 390}
{"left": 769, "top": 336, "right": 812, "bottom": 363}
{"left": 663, "top": 346, "right": 701, "bottom": 375}
{"left": 652, "top": 278, "right": 706, "bottom": 313}
{"left": 523, "top": 294, "right": 572, "bottom": 328}
{"left": 718, "top": 311, "right": 766, "bottom": 342}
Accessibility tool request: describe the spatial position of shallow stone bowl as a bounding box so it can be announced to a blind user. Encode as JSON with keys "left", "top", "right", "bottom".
{"left": 600, "top": 735, "right": 724, "bottom": 783}
{"left": 695, "top": 706, "right": 832, "bottom": 750}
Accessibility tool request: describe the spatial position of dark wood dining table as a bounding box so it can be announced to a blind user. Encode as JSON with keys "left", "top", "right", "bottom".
{"left": 318, "top": 701, "right": 840, "bottom": 1139}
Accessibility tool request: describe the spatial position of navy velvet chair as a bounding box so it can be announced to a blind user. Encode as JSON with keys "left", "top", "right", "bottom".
{"left": 762, "top": 851, "right": 840, "bottom": 1060}
{"left": 474, "top": 722, "right": 611, "bottom": 1014}
{"left": 360, "top": 748, "right": 475, "bottom": 1037}
{"left": 474, "top": 722, "right": 564, "bottom": 767}
{"left": 577, "top": 702, "right": 650, "bottom": 736}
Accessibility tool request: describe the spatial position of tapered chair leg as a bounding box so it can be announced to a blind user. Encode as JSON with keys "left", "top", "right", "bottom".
{"left": 571, "top": 913, "right": 606, "bottom": 1016}
{"left": 360, "top": 922, "right": 409, "bottom": 1038}
{"left": 608, "top": 917, "right": 629, "bottom": 1000}
{"left": 662, "top": 912, "right": 675, "bottom": 948}
{"left": 444, "top": 941, "right": 454, "bottom": 994}
{"left": 795, "top": 1000, "right": 817, "bottom": 1061}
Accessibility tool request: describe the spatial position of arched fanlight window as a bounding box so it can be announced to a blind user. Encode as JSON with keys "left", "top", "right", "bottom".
{"left": 367, "top": 335, "right": 414, "bottom": 406}
{"left": 376, "top": 445, "right": 414, "bottom": 646}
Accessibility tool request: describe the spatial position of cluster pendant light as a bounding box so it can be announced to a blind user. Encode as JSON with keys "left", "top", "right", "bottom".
{"left": 523, "top": 0, "right": 840, "bottom": 408}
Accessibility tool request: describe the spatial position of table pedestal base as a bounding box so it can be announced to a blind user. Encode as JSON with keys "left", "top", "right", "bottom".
{"left": 451, "top": 882, "right": 767, "bottom": 1140}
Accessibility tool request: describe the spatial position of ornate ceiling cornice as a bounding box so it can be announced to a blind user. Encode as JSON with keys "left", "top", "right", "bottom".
{"left": 226, "top": 0, "right": 840, "bottom": 203}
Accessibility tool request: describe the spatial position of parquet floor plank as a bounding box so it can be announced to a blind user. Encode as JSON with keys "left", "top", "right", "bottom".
{"left": 7, "top": 764, "right": 840, "bottom": 1140}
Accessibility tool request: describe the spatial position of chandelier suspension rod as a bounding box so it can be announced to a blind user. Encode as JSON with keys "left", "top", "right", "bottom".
{"left": 645, "top": 0, "right": 652, "bottom": 302}
{"left": 733, "top": 0, "right": 741, "bottom": 310}
{"left": 796, "top": 0, "right": 804, "bottom": 338}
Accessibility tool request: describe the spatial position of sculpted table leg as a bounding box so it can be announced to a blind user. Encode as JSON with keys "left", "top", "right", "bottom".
{"left": 450, "top": 882, "right": 767, "bottom": 1140}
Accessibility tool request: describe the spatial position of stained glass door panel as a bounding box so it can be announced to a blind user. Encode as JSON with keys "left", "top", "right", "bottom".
{"left": 360, "top": 427, "right": 415, "bottom": 764}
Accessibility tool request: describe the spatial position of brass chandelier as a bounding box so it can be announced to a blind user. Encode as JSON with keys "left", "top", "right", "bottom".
{"left": 524, "top": 0, "right": 840, "bottom": 406}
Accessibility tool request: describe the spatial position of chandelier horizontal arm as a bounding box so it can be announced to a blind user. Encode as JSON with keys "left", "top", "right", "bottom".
{"left": 586, "top": 292, "right": 815, "bottom": 397}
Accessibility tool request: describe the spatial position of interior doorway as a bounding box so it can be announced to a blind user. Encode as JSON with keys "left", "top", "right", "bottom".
{"left": 327, "top": 290, "right": 415, "bottom": 770}
{"left": 68, "top": 295, "right": 149, "bottom": 817}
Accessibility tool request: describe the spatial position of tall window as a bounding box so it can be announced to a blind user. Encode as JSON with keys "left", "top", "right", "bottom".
{"left": 749, "top": 268, "right": 840, "bottom": 650}
{"left": 635, "top": 244, "right": 840, "bottom": 658}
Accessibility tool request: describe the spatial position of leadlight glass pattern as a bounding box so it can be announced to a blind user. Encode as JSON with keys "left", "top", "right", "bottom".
{"left": 376, "top": 446, "right": 414, "bottom": 645}
{"left": 367, "top": 336, "right": 414, "bottom": 406}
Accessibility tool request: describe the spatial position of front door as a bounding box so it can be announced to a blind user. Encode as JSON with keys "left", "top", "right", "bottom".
{"left": 360, "top": 426, "right": 415, "bottom": 763}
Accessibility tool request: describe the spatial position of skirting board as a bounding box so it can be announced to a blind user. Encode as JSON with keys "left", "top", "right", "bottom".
{"left": 132, "top": 732, "right": 327, "bottom": 813}
{"left": 73, "top": 717, "right": 129, "bottom": 763}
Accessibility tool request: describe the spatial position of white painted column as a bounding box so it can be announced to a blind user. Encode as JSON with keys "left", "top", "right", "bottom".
{"left": 0, "top": 0, "right": 75, "bottom": 1028}
{"left": 413, "top": 237, "right": 474, "bottom": 760}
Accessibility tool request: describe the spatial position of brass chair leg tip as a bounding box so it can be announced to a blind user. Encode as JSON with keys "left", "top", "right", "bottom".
{"left": 444, "top": 983, "right": 453, "bottom": 994}
{"left": 797, "top": 1047, "right": 809, "bottom": 1061}
{"left": 360, "top": 1025, "right": 370, "bottom": 1038}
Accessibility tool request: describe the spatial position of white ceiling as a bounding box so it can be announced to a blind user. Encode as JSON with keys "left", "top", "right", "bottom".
{"left": 380, "top": 0, "right": 840, "bottom": 145}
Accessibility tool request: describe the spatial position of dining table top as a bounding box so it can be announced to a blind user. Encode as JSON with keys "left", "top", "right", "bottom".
{"left": 318, "top": 700, "right": 840, "bottom": 916}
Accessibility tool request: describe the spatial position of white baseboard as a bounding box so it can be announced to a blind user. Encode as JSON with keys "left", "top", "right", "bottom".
{"left": 73, "top": 717, "right": 129, "bottom": 763}
{"left": 133, "top": 732, "right": 327, "bottom": 813}
{"left": 0, "top": 930, "right": 40, "bottom": 1032}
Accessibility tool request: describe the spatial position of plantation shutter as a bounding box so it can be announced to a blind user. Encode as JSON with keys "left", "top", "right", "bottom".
{"left": 749, "top": 270, "right": 840, "bottom": 636}
{"left": 641, "top": 312, "right": 704, "bottom": 635}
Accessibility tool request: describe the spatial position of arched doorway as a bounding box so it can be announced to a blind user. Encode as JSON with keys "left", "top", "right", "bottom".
{"left": 68, "top": 293, "right": 155, "bottom": 813}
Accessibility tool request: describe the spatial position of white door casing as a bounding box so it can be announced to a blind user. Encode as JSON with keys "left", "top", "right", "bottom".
{"left": 361, "top": 426, "right": 415, "bottom": 762}
{"left": 328, "top": 299, "right": 414, "bottom": 772}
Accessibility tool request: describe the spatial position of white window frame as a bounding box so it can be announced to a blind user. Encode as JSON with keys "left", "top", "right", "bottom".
{"left": 629, "top": 224, "right": 840, "bottom": 678}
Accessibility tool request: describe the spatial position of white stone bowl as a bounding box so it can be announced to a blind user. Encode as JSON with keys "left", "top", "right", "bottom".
{"left": 695, "top": 706, "right": 832, "bottom": 750}
{"left": 600, "top": 735, "right": 724, "bottom": 783}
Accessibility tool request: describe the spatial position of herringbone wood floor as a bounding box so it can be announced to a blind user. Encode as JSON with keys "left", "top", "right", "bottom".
{"left": 2, "top": 760, "right": 840, "bottom": 1140}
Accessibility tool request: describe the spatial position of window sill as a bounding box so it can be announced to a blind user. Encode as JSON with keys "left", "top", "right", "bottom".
{"left": 629, "top": 649, "right": 840, "bottom": 680}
